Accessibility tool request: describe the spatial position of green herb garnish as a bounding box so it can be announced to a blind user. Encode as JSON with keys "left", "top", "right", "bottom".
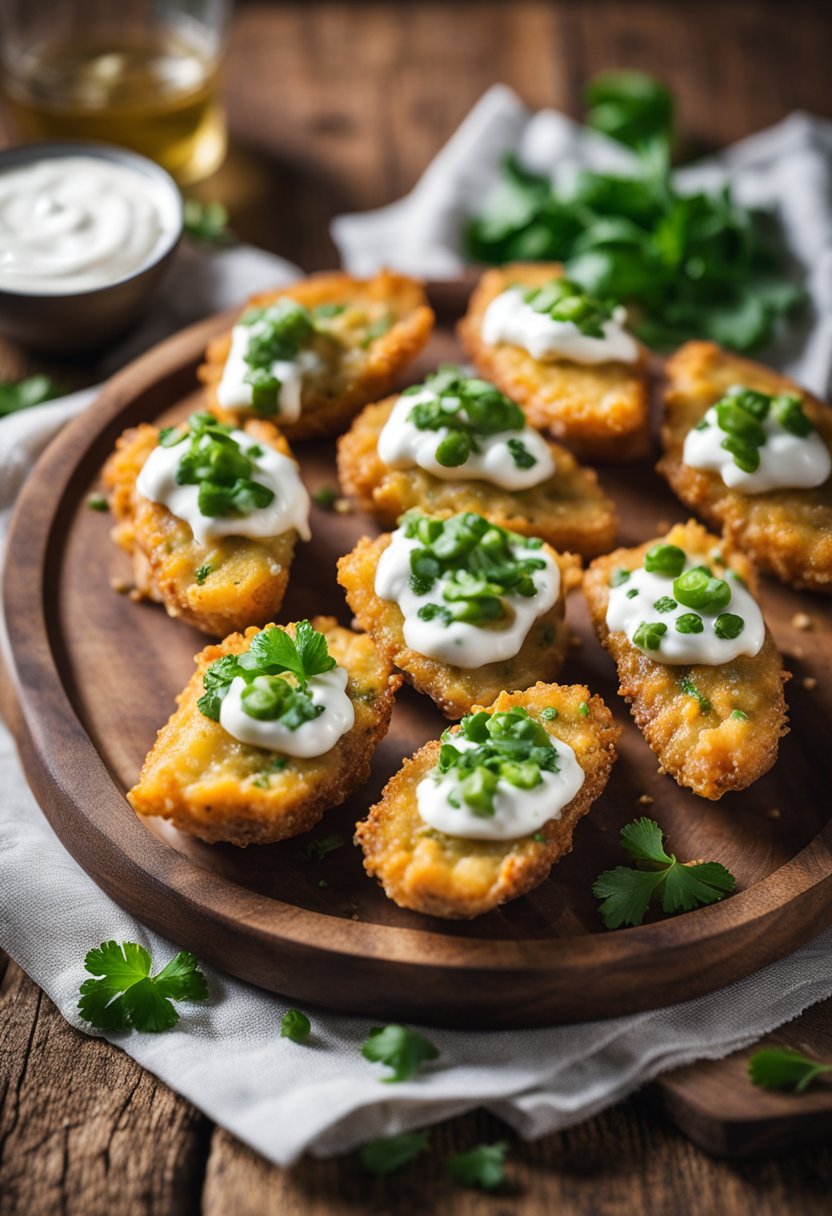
{"left": 313, "top": 485, "right": 338, "bottom": 510}
{"left": 714, "top": 612, "right": 745, "bottom": 640}
{"left": 540, "top": 706, "right": 559, "bottom": 721}
{"left": 653, "top": 596, "right": 677, "bottom": 613}
{"left": 672, "top": 566, "right": 731, "bottom": 614}
{"left": 194, "top": 563, "right": 212, "bottom": 585}
{"left": 433, "top": 706, "right": 561, "bottom": 820}
{"left": 404, "top": 366, "right": 532, "bottom": 470}
{"left": 87, "top": 493, "right": 109, "bottom": 512}
{"left": 250, "top": 757, "right": 288, "bottom": 788}
{"left": 610, "top": 568, "right": 631, "bottom": 587}
{"left": 361, "top": 312, "right": 393, "bottom": 347}
{"left": 447, "top": 1142, "right": 509, "bottom": 1191}
{"left": 679, "top": 676, "right": 711, "bottom": 713}
{"left": 238, "top": 299, "right": 315, "bottom": 415}
{"left": 465, "top": 72, "right": 803, "bottom": 353}
{"left": 748, "top": 1047, "right": 832, "bottom": 1094}
{"left": 78, "top": 941, "right": 208, "bottom": 1032}
{"left": 524, "top": 277, "right": 615, "bottom": 338}
{"left": 0, "top": 374, "right": 62, "bottom": 418}
{"left": 593, "top": 818, "right": 735, "bottom": 928}
{"left": 675, "top": 612, "right": 704, "bottom": 634}
{"left": 359, "top": 1131, "right": 430, "bottom": 1176}
{"left": 169, "top": 412, "right": 275, "bottom": 519}
{"left": 183, "top": 198, "right": 234, "bottom": 245}
{"left": 730, "top": 709, "right": 749, "bottom": 721}
{"left": 197, "top": 619, "right": 336, "bottom": 725}
{"left": 361, "top": 1024, "right": 439, "bottom": 1083}
{"left": 633, "top": 620, "right": 667, "bottom": 651}
{"left": 707, "top": 385, "right": 814, "bottom": 473}
{"left": 305, "top": 832, "right": 347, "bottom": 861}
{"left": 280, "top": 1008, "right": 311, "bottom": 1043}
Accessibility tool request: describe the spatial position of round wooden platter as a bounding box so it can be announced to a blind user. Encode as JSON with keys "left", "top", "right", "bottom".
{"left": 3, "top": 285, "right": 832, "bottom": 1030}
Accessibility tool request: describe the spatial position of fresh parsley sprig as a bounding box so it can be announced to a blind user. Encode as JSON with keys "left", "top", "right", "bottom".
{"left": 447, "top": 1142, "right": 509, "bottom": 1191}
{"left": 361, "top": 1024, "right": 440, "bottom": 1083}
{"left": 593, "top": 818, "right": 735, "bottom": 929}
{"left": 78, "top": 941, "right": 208, "bottom": 1032}
{"left": 359, "top": 1131, "right": 431, "bottom": 1176}
{"left": 748, "top": 1047, "right": 832, "bottom": 1094}
{"left": 197, "top": 620, "right": 336, "bottom": 723}
{"left": 0, "top": 375, "right": 62, "bottom": 418}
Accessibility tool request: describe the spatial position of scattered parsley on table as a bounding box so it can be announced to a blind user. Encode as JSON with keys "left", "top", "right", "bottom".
{"left": 78, "top": 941, "right": 208, "bottom": 1032}
{"left": 359, "top": 1131, "right": 430, "bottom": 1176}
{"left": 361, "top": 1024, "right": 440, "bottom": 1083}
{"left": 447, "top": 1141, "right": 509, "bottom": 1191}
{"left": 748, "top": 1047, "right": 832, "bottom": 1094}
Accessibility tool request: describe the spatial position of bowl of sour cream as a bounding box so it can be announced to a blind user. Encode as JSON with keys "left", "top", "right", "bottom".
{"left": 0, "top": 142, "right": 183, "bottom": 353}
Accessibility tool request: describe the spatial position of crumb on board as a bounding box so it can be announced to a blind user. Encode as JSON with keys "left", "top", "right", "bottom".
{"left": 110, "top": 577, "right": 131, "bottom": 594}
{"left": 569, "top": 634, "right": 583, "bottom": 648}
{"left": 791, "top": 612, "right": 812, "bottom": 631}
{"left": 802, "top": 676, "right": 818, "bottom": 690}
{"left": 767, "top": 807, "right": 781, "bottom": 819}
{"left": 334, "top": 497, "right": 353, "bottom": 515}
{"left": 638, "top": 794, "right": 654, "bottom": 805}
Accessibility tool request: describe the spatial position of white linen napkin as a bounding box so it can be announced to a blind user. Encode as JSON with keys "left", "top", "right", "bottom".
{"left": 333, "top": 85, "right": 832, "bottom": 398}
{"left": 2, "top": 170, "right": 832, "bottom": 1170}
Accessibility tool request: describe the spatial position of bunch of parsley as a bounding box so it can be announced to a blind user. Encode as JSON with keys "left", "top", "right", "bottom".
{"left": 465, "top": 71, "right": 803, "bottom": 352}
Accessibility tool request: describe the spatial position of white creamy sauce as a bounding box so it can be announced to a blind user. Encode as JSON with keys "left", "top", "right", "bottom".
{"left": 416, "top": 736, "right": 585, "bottom": 841}
{"left": 481, "top": 287, "right": 639, "bottom": 365}
{"left": 682, "top": 405, "right": 831, "bottom": 494}
{"left": 377, "top": 389, "right": 555, "bottom": 490}
{"left": 374, "top": 529, "right": 560, "bottom": 668}
{"left": 219, "top": 667, "right": 354, "bottom": 757}
{"left": 216, "top": 321, "right": 322, "bottom": 421}
{"left": 136, "top": 428, "right": 311, "bottom": 546}
{"left": 0, "top": 156, "right": 177, "bottom": 295}
{"left": 606, "top": 561, "right": 765, "bottom": 665}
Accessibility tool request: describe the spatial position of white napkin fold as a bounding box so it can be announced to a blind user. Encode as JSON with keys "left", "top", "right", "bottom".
{"left": 2, "top": 154, "right": 832, "bottom": 1170}
{"left": 333, "top": 85, "right": 832, "bottom": 397}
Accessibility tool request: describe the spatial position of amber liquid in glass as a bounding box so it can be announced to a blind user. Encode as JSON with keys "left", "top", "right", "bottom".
{"left": 4, "top": 31, "right": 226, "bottom": 184}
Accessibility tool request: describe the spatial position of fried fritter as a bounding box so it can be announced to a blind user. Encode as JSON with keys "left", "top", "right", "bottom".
{"left": 337, "top": 530, "right": 579, "bottom": 719}
{"left": 336, "top": 392, "right": 618, "bottom": 557}
{"left": 458, "top": 263, "right": 649, "bottom": 461}
{"left": 103, "top": 418, "right": 301, "bottom": 637}
{"left": 128, "top": 617, "right": 401, "bottom": 846}
{"left": 583, "top": 520, "right": 788, "bottom": 800}
{"left": 199, "top": 270, "right": 434, "bottom": 441}
{"left": 355, "top": 684, "right": 619, "bottom": 919}
{"left": 658, "top": 341, "right": 832, "bottom": 593}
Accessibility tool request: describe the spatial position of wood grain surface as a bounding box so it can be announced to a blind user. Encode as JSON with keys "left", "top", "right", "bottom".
{"left": 3, "top": 2, "right": 832, "bottom": 1210}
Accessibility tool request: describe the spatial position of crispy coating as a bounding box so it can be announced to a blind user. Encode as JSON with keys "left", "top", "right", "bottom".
{"left": 103, "top": 418, "right": 301, "bottom": 637}
{"left": 583, "top": 520, "right": 789, "bottom": 800}
{"left": 458, "top": 263, "right": 650, "bottom": 462}
{"left": 658, "top": 341, "right": 832, "bottom": 593}
{"left": 336, "top": 393, "right": 618, "bottom": 557}
{"left": 128, "top": 617, "right": 401, "bottom": 846}
{"left": 337, "top": 531, "right": 579, "bottom": 719}
{"left": 199, "top": 270, "right": 435, "bottom": 441}
{"left": 355, "top": 684, "right": 620, "bottom": 919}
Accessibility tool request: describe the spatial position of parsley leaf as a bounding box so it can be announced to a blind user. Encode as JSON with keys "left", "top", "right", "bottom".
{"left": 78, "top": 941, "right": 208, "bottom": 1032}
{"left": 305, "top": 832, "right": 347, "bottom": 861}
{"left": 592, "top": 818, "right": 735, "bottom": 929}
{"left": 447, "top": 1142, "right": 509, "bottom": 1191}
{"left": 359, "top": 1131, "right": 430, "bottom": 1176}
{"left": 280, "top": 1008, "right": 311, "bottom": 1043}
{"left": 361, "top": 1024, "right": 440, "bottom": 1083}
{"left": 748, "top": 1047, "right": 832, "bottom": 1094}
{"left": 0, "top": 375, "right": 62, "bottom": 418}
{"left": 183, "top": 199, "right": 234, "bottom": 245}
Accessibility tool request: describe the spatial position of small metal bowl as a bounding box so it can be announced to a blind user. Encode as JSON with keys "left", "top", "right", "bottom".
{"left": 0, "top": 141, "right": 183, "bottom": 354}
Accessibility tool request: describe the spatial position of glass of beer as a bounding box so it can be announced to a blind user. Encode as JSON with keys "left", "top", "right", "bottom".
{"left": 0, "top": 0, "right": 231, "bottom": 184}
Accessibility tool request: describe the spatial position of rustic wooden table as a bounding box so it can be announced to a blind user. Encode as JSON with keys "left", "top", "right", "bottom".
{"left": 3, "top": 2, "right": 832, "bottom": 1211}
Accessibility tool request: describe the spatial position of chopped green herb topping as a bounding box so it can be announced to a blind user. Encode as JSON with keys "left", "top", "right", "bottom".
{"left": 540, "top": 707, "right": 559, "bottom": 721}
{"left": 165, "top": 412, "right": 275, "bottom": 519}
{"left": 280, "top": 1008, "right": 311, "bottom": 1043}
{"left": 626, "top": 588, "right": 638, "bottom": 599}
{"left": 194, "top": 563, "right": 212, "bottom": 585}
{"left": 714, "top": 612, "right": 745, "bottom": 640}
{"left": 523, "top": 277, "right": 615, "bottom": 338}
{"left": 578, "top": 701, "right": 590, "bottom": 717}
{"left": 610, "top": 568, "right": 631, "bottom": 587}
{"left": 313, "top": 302, "right": 347, "bottom": 320}
{"left": 87, "top": 493, "right": 109, "bottom": 512}
{"left": 447, "top": 1142, "right": 509, "bottom": 1191}
{"left": 197, "top": 619, "right": 336, "bottom": 725}
{"left": 434, "top": 706, "right": 561, "bottom": 819}
{"left": 675, "top": 612, "right": 704, "bottom": 634}
{"left": 359, "top": 1131, "right": 430, "bottom": 1176}
{"left": 313, "top": 485, "right": 338, "bottom": 510}
{"left": 593, "top": 817, "right": 735, "bottom": 928}
{"left": 633, "top": 620, "right": 667, "bottom": 651}
{"left": 78, "top": 941, "right": 208, "bottom": 1032}
{"left": 679, "top": 676, "right": 711, "bottom": 713}
{"left": 653, "top": 596, "right": 677, "bottom": 613}
{"left": 361, "top": 1024, "right": 439, "bottom": 1083}
{"left": 730, "top": 709, "right": 749, "bottom": 721}
{"left": 672, "top": 566, "right": 731, "bottom": 614}
{"left": 183, "top": 198, "right": 233, "bottom": 245}
{"left": 403, "top": 366, "right": 531, "bottom": 470}
{"left": 403, "top": 511, "right": 546, "bottom": 628}
{"left": 709, "top": 384, "right": 814, "bottom": 473}
{"left": 361, "top": 311, "right": 394, "bottom": 347}
{"left": 238, "top": 299, "right": 315, "bottom": 415}
{"left": 251, "top": 757, "right": 288, "bottom": 788}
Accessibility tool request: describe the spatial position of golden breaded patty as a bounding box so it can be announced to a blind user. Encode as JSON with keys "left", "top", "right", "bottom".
{"left": 336, "top": 393, "right": 618, "bottom": 557}
{"left": 199, "top": 270, "right": 434, "bottom": 441}
{"left": 458, "top": 263, "right": 649, "bottom": 462}
{"left": 583, "top": 521, "right": 788, "bottom": 800}
{"left": 103, "top": 418, "right": 301, "bottom": 637}
{"left": 337, "top": 531, "right": 579, "bottom": 719}
{"left": 658, "top": 341, "right": 832, "bottom": 593}
{"left": 128, "top": 617, "right": 401, "bottom": 846}
{"left": 355, "top": 684, "right": 620, "bottom": 919}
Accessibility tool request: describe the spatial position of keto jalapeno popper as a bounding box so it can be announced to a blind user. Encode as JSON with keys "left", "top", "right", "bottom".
{"left": 128, "top": 618, "right": 401, "bottom": 846}
{"left": 658, "top": 341, "right": 832, "bottom": 592}
{"left": 337, "top": 364, "right": 618, "bottom": 558}
{"left": 356, "top": 685, "right": 619, "bottom": 919}
{"left": 338, "top": 510, "right": 579, "bottom": 720}
{"left": 584, "top": 520, "right": 788, "bottom": 800}
{"left": 199, "top": 270, "right": 434, "bottom": 441}
{"left": 458, "top": 263, "right": 649, "bottom": 462}
{"left": 104, "top": 411, "right": 310, "bottom": 636}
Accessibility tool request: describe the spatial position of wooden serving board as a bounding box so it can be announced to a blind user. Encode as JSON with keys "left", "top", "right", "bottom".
{"left": 3, "top": 284, "right": 832, "bottom": 1046}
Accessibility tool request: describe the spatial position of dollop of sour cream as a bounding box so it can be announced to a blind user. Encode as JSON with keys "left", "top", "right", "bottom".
{"left": 606, "top": 560, "right": 765, "bottom": 665}
{"left": 377, "top": 389, "right": 555, "bottom": 490}
{"left": 0, "top": 156, "right": 178, "bottom": 295}
{"left": 374, "top": 528, "right": 560, "bottom": 668}
{"left": 136, "top": 428, "right": 311, "bottom": 546}
{"left": 482, "top": 288, "right": 639, "bottom": 365}
{"left": 219, "top": 667, "right": 354, "bottom": 757}
{"left": 216, "top": 322, "right": 322, "bottom": 421}
{"left": 682, "top": 406, "right": 831, "bottom": 494}
{"left": 416, "top": 736, "right": 585, "bottom": 841}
